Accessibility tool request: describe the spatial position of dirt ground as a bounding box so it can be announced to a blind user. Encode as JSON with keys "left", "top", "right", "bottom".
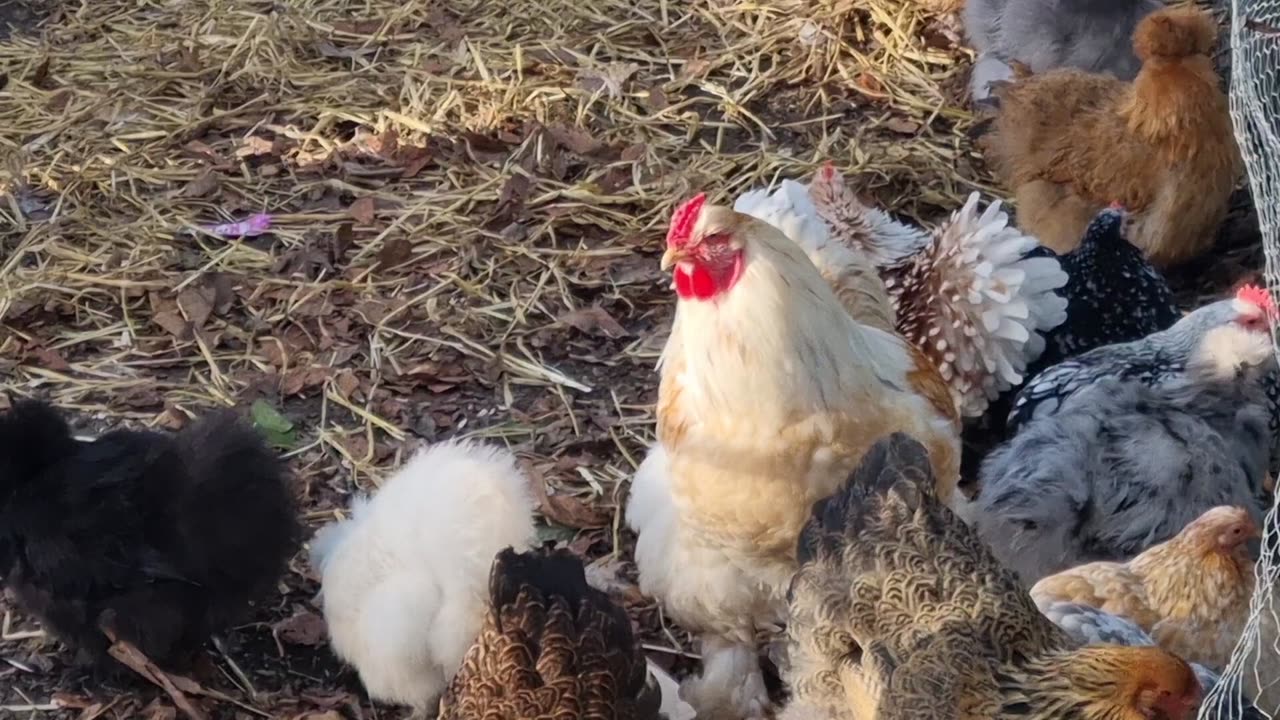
{"left": 0, "top": 0, "right": 1261, "bottom": 718}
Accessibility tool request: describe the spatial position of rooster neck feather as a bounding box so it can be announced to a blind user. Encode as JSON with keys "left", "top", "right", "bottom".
{"left": 663, "top": 232, "right": 906, "bottom": 429}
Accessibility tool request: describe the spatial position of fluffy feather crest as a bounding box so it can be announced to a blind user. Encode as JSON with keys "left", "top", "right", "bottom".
{"left": 667, "top": 193, "right": 707, "bottom": 249}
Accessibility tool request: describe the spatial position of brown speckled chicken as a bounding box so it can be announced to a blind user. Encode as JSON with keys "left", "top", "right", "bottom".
{"left": 1030, "top": 506, "right": 1258, "bottom": 671}
{"left": 780, "top": 433, "right": 1203, "bottom": 720}
{"left": 437, "top": 547, "right": 661, "bottom": 720}
{"left": 975, "top": 6, "right": 1242, "bottom": 268}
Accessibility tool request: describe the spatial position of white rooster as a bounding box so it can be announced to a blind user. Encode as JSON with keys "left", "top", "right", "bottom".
{"left": 734, "top": 164, "right": 1069, "bottom": 418}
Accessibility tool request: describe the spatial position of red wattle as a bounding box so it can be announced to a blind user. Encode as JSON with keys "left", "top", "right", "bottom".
{"left": 672, "top": 253, "right": 746, "bottom": 301}
{"left": 674, "top": 265, "right": 719, "bottom": 301}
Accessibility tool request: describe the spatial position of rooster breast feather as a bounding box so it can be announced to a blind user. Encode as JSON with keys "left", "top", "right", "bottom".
{"left": 313, "top": 439, "right": 537, "bottom": 711}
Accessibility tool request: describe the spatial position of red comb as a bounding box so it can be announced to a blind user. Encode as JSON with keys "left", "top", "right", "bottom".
{"left": 1236, "top": 284, "right": 1277, "bottom": 318}
{"left": 1108, "top": 201, "right": 1125, "bottom": 211}
{"left": 666, "top": 193, "right": 706, "bottom": 248}
{"left": 818, "top": 161, "right": 837, "bottom": 183}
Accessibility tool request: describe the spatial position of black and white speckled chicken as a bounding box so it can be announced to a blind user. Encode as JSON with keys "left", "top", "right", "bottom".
{"left": 737, "top": 163, "right": 1069, "bottom": 419}
{"left": 959, "top": 205, "right": 1185, "bottom": 484}
{"left": 1009, "top": 285, "right": 1279, "bottom": 434}
{"left": 1026, "top": 204, "right": 1181, "bottom": 373}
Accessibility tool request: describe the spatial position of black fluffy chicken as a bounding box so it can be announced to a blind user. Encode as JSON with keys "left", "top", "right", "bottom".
{"left": 0, "top": 399, "right": 299, "bottom": 669}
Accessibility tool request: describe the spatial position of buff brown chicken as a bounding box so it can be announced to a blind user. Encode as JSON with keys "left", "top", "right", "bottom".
{"left": 781, "top": 433, "right": 1203, "bottom": 720}
{"left": 436, "top": 547, "right": 661, "bottom": 720}
{"left": 1031, "top": 506, "right": 1259, "bottom": 671}
{"left": 626, "top": 194, "right": 961, "bottom": 719}
{"left": 975, "top": 6, "right": 1242, "bottom": 268}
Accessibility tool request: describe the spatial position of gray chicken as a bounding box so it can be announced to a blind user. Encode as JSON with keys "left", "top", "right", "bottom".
{"left": 965, "top": 0, "right": 1164, "bottom": 100}
{"left": 1009, "top": 289, "right": 1275, "bottom": 431}
{"left": 965, "top": 320, "right": 1275, "bottom": 586}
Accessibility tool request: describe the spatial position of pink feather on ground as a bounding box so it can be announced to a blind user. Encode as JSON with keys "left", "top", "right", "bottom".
{"left": 667, "top": 194, "right": 707, "bottom": 248}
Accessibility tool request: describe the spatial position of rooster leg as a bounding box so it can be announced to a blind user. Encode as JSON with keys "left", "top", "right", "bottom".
{"left": 681, "top": 635, "right": 770, "bottom": 720}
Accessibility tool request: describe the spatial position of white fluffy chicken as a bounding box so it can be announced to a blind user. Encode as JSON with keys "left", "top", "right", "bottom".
{"left": 309, "top": 439, "right": 536, "bottom": 716}
{"left": 627, "top": 193, "right": 961, "bottom": 720}
{"left": 735, "top": 164, "right": 1068, "bottom": 418}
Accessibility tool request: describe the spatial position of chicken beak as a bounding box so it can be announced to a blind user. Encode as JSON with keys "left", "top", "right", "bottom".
{"left": 660, "top": 246, "right": 683, "bottom": 272}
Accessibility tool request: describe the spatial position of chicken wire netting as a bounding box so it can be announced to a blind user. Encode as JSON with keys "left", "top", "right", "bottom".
{"left": 1202, "top": 1, "right": 1280, "bottom": 718}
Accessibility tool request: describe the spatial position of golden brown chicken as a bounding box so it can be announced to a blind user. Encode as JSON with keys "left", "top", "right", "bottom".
{"left": 975, "top": 6, "right": 1241, "bottom": 268}
{"left": 781, "top": 433, "right": 1203, "bottom": 720}
{"left": 436, "top": 547, "right": 661, "bottom": 720}
{"left": 626, "top": 195, "right": 960, "bottom": 719}
{"left": 1030, "top": 506, "right": 1258, "bottom": 671}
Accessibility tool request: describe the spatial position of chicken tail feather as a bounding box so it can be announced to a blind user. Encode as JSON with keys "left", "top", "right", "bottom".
{"left": 903, "top": 193, "right": 1069, "bottom": 416}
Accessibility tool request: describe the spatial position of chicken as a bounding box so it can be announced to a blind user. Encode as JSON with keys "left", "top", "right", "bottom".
{"left": 737, "top": 164, "right": 1069, "bottom": 418}
{"left": 969, "top": 319, "right": 1276, "bottom": 585}
{"left": 1023, "top": 204, "right": 1181, "bottom": 373}
{"left": 626, "top": 194, "right": 961, "bottom": 719}
{"left": 0, "top": 400, "right": 299, "bottom": 670}
{"left": 964, "top": 0, "right": 1163, "bottom": 100}
{"left": 959, "top": 205, "right": 1181, "bottom": 480}
{"left": 975, "top": 6, "right": 1242, "bottom": 268}
{"left": 781, "top": 433, "right": 1203, "bottom": 720}
{"left": 1008, "top": 286, "right": 1279, "bottom": 437}
{"left": 437, "top": 547, "right": 661, "bottom": 720}
{"left": 1040, "top": 602, "right": 1268, "bottom": 720}
{"left": 1030, "top": 506, "right": 1258, "bottom": 671}
{"left": 309, "top": 439, "right": 536, "bottom": 715}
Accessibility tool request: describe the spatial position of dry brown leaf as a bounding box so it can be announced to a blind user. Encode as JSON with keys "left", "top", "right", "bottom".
{"left": 884, "top": 116, "right": 921, "bottom": 135}
{"left": 548, "top": 124, "right": 603, "bottom": 156}
{"left": 677, "top": 58, "right": 711, "bottom": 83}
{"left": 177, "top": 287, "right": 214, "bottom": 328}
{"left": 51, "top": 693, "right": 95, "bottom": 710}
{"left": 560, "top": 305, "right": 627, "bottom": 338}
{"left": 280, "top": 366, "right": 329, "bottom": 396}
{"left": 398, "top": 145, "right": 432, "bottom": 178}
{"left": 273, "top": 610, "right": 328, "bottom": 647}
{"left": 153, "top": 311, "right": 191, "bottom": 339}
{"left": 494, "top": 173, "right": 532, "bottom": 224}
{"left": 235, "top": 135, "right": 276, "bottom": 158}
{"left": 376, "top": 237, "right": 412, "bottom": 268}
{"left": 348, "top": 197, "right": 376, "bottom": 224}
{"left": 332, "top": 18, "right": 384, "bottom": 34}
{"left": 525, "top": 463, "right": 612, "bottom": 529}
{"left": 31, "top": 346, "right": 71, "bottom": 371}
{"left": 333, "top": 369, "right": 362, "bottom": 400}
{"left": 182, "top": 170, "right": 219, "bottom": 198}
{"left": 578, "top": 62, "right": 639, "bottom": 98}
{"left": 104, "top": 633, "right": 207, "bottom": 720}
